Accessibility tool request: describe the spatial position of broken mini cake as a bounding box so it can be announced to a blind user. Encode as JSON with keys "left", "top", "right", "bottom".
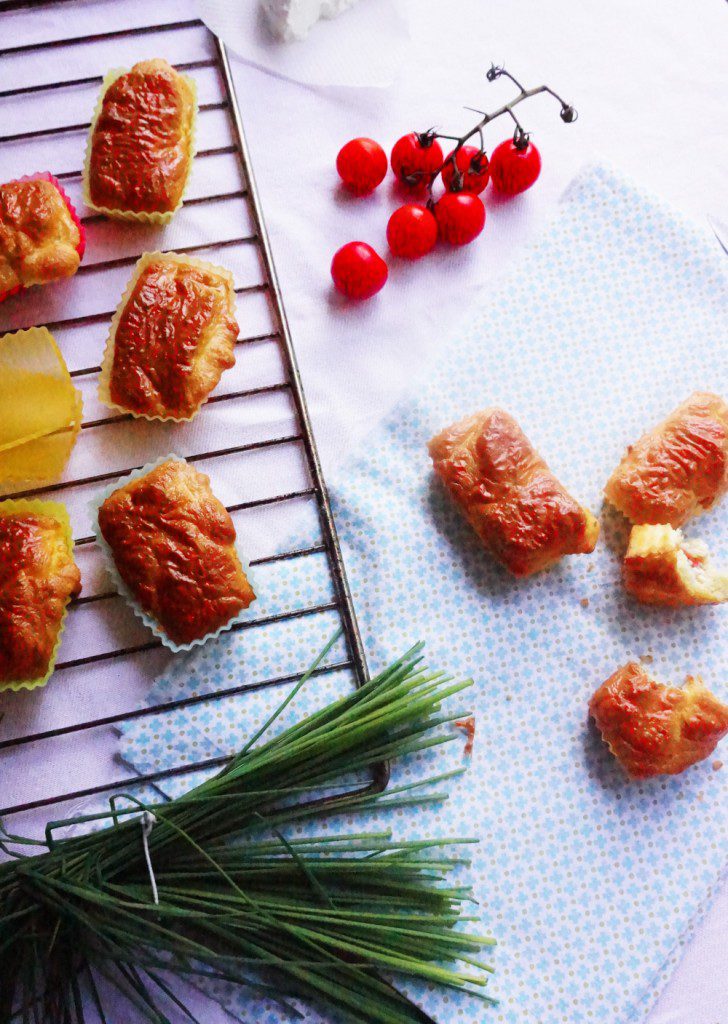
{"left": 623, "top": 523, "right": 728, "bottom": 606}
{"left": 589, "top": 662, "right": 728, "bottom": 778}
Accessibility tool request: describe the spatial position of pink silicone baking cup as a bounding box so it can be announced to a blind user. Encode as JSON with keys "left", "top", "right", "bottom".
{"left": 0, "top": 172, "right": 86, "bottom": 304}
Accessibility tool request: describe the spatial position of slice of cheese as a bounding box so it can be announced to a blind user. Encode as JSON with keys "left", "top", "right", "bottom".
{"left": 262, "top": 0, "right": 361, "bottom": 40}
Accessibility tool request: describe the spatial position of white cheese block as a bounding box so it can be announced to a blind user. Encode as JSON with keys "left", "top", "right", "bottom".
{"left": 262, "top": 0, "right": 361, "bottom": 41}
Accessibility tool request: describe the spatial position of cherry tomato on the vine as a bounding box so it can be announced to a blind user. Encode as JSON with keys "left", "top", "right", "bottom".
{"left": 386, "top": 204, "right": 438, "bottom": 260}
{"left": 330, "top": 242, "right": 388, "bottom": 300}
{"left": 441, "top": 145, "right": 490, "bottom": 194}
{"left": 434, "top": 192, "right": 486, "bottom": 246}
{"left": 336, "top": 137, "right": 388, "bottom": 195}
{"left": 390, "top": 132, "right": 444, "bottom": 194}
{"left": 489, "top": 138, "right": 542, "bottom": 195}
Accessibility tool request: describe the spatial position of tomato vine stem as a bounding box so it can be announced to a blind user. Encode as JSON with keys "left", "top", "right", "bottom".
{"left": 415, "top": 64, "right": 577, "bottom": 200}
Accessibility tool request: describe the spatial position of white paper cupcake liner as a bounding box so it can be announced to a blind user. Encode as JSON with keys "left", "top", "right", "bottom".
{"left": 89, "top": 454, "right": 258, "bottom": 653}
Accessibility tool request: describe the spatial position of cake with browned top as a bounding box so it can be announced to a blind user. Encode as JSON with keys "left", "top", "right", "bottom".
{"left": 87, "top": 58, "right": 195, "bottom": 217}
{"left": 0, "top": 507, "right": 81, "bottom": 686}
{"left": 590, "top": 663, "right": 728, "bottom": 778}
{"left": 605, "top": 392, "right": 728, "bottom": 527}
{"left": 0, "top": 178, "right": 82, "bottom": 297}
{"left": 97, "top": 459, "right": 255, "bottom": 645}
{"left": 102, "top": 254, "right": 238, "bottom": 421}
{"left": 429, "top": 408, "right": 599, "bottom": 576}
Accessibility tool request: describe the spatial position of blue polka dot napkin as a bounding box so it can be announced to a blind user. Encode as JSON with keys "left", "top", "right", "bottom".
{"left": 120, "top": 164, "right": 727, "bottom": 1024}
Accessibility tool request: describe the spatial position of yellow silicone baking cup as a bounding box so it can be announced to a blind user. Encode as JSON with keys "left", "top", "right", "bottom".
{"left": 98, "top": 251, "right": 238, "bottom": 423}
{"left": 0, "top": 327, "right": 83, "bottom": 494}
{"left": 82, "top": 66, "right": 198, "bottom": 225}
{"left": 0, "top": 499, "right": 78, "bottom": 693}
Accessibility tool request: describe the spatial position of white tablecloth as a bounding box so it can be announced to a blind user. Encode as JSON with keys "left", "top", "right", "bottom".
{"left": 1, "top": 0, "right": 726, "bottom": 1019}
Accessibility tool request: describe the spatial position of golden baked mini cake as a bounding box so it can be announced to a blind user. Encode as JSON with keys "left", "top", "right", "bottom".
{"left": 0, "top": 174, "right": 84, "bottom": 301}
{"left": 0, "top": 501, "right": 81, "bottom": 690}
{"left": 429, "top": 408, "right": 599, "bottom": 577}
{"left": 99, "top": 253, "right": 239, "bottom": 421}
{"left": 84, "top": 59, "right": 196, "bottom": 222}
{"left": 605, "top": 392, "right": 728, "bottom": 527}
{"left": 589, "top": 662, "right": 728, "bottom": 778}
{"left": 97, "top": 459, "right": 255, "bottom": 648}
{"left": 623, "top": 524, "right": 728, "bottom": 606}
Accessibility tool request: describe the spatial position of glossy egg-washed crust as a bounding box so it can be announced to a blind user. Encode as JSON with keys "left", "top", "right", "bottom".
{"left": 429, "top": 408, "right": 599, "bottom": 577}
{"left": 0, "top": 179, "right": 81, "bottom": 296}
{"left": 103, "top": 255, "right": 239, "bottom": 421}
{"left": 623, "top": 524, "right": 728, "bottom": 606}
{"left": 0, "top": 511, "right": 81, "bottom": 685}
{"left": 98, "top": 459, "right": 255, "bottom": 645}
{"left": 87, "top": 59, "right": 195, "bottom": 216}
{"left": 605, "top": 392, "right": 728, "bottom": 527}
{"left": 590, "top": 663, "right": 728, "bottom": 778}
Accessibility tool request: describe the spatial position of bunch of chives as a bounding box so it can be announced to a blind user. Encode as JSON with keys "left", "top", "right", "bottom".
{"left": 0, "top": 640, "right": 496, "bottom": 1024}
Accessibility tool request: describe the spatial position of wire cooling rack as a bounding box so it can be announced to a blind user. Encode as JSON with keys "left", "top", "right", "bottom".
{"left": 0, "top": 1, "right": 388, "bottom": 827}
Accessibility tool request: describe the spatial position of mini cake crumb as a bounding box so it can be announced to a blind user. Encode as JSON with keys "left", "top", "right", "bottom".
{"left": 712, "top": 760, "right": 723, "bottom": 772}
{"left": 580, "top": 597, "right": 590, "bottom": 608}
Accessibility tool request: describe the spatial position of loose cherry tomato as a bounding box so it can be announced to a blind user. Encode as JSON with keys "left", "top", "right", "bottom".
{"left": 441, "top": 145, "right": 490, "bottom": 194}
{"left": 336, "top": 137, "right": 388, "bottom": 195}
{"left": 390, "top": 132, "right": 444, "bottom": 193}
{"left": 330, "top": 241, "right": 388, "bottom": 300}
{"left": 434, "top": 192, "right": 486, "bottom": 246}
{"left": 386, "top": 204, "right": 438, "bottom": 260}
{"left": 489, "top": 138, "right": 542, "bottom": 195}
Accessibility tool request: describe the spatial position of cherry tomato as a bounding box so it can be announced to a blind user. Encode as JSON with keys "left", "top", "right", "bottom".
{"left": 336, "top": 137, "right": 388, "bottom": 195}
{"left": 441, "top": 145, "right": 490, "bottom": 194}
{"left": 330, "top": 242, "right": 388, "bottom": 300}
{"left": 390, "top": 132, "right": 444, "bottom": 193}
{"left": 489, "top": 138, "right": 542, "bottom": 195}
{"left": 434, "top": 192, "right": 486, "bottom": 246}
{"left": 386, "top": 204, "right": 438, "bottom": 260}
